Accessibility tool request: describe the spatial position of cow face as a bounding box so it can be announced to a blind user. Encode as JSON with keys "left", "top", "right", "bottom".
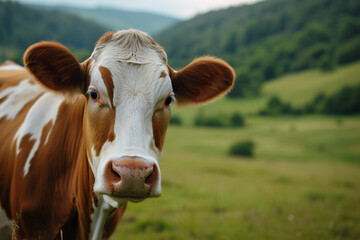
{"left": 24, "top": 30, "right": 235, "bottom": 207}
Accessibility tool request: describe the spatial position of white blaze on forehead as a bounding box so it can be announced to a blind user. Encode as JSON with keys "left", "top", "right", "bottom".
{"left": 14, "top": 93, "right": 64, "bottom": 176}
{"left": 90, "top": 30, "right": 172, "bottom": 159}
{"left": 89, "top": 30, "right": 171, "bottom": 199}
{"left": 105, "top": 61, "right": 172, "bottom": 158}
{"left": 91, "top": 64, "right": 170, "bottom": 197}
{"left": 0, "top": 79, "right": 44, "bottom": 120}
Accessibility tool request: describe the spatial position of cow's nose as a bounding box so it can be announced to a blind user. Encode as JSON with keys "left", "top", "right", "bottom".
{"left": 105, "top": 156, "right": 159, "bottom": 199}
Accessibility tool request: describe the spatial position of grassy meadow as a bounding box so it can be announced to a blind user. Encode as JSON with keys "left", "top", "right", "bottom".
{"left": 111, "top": 63, "right": 360, "bottom": 239}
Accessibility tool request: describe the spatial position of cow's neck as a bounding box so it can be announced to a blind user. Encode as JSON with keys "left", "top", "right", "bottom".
{"left": 89, "top": 196, "right": 115, "bottom": 239}
{"left": 45, "top": 95, "right": 100, "bottom": 239}
{"left": 66, "top": 96, "right": 103, "bottom": 239}
{"left": 57, "top": 95, "right": 124, "bottom": 239}
{"left": 48, "top": 95, "right": 94, "bottom": 238}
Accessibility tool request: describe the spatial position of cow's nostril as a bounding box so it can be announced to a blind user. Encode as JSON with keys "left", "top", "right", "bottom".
{"left": 105, "top": 161, "right": 121, "bottom": 184}
{"left": 111, "top": 164, "right": 121, "bottom": 179}
{"left": 145, "top": 164, "right": 157, "bottom": 187}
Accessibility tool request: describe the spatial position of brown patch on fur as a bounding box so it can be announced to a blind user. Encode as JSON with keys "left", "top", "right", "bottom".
{"left": 0, "top": 94, "right": 8, "bottom": 105}
{"left": 81, "top": 58, "right": 92, "bottom": 93}
{"left": 86, "top": 104, "right": 116, "bottom": 156}
{"left": 160, "top": 72, "right": 167, "bottom": 78}
{"left": 152, "top": 108, "right": 171, "bottom": 151}
{"left": 85, "top": 65, "right": 116, "bottom": 154}
{"left": 167, "top": 65, "right": 176, "bottom": 80}
{"left": 0, "top": 68, "right": 35, "bottom": 90}
{"left": 24, "top": 41, "right": 87, "bottom": 93}
{"left": 96, "top": 31, "right": 116, "bottom": 47}
{"left": 99, "top": 66, "right": 115, "bottom": 108}
{"left": 169, "top": 57, "right": 235, "bottom": 106}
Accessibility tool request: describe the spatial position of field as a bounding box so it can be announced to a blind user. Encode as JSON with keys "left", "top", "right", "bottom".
{"left": 111, "top": 62, "right": 360, "bottom": 239}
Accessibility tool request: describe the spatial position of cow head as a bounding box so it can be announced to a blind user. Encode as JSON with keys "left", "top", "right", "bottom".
{"left": 23, "top": 30, "right": 235, "bottom": 207}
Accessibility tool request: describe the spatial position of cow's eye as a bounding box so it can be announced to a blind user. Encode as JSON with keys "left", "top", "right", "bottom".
{"left": 164, "top": 95, "right": 175, "bottom": 107}
{"left": 165, "top": 97, "right": 172, "bottom": 106}
{"left": 89, "top": 89, "right": 99, "bottom": 100}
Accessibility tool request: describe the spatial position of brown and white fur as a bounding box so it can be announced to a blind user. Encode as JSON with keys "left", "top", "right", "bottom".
{"left": 0, "top": 29, "right": 235, "bottom": 239}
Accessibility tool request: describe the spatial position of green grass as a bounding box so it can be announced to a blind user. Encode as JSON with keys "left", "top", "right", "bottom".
{"left": 164, "top": 115, "right": 360, "bottom": 163}
{"left": 111, "top": 115, "right": 360, "bottom": 240}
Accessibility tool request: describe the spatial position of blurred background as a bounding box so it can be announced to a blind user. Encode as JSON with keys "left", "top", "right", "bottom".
{"left": 1, "top": 0, "right": 359, "bottom": 239}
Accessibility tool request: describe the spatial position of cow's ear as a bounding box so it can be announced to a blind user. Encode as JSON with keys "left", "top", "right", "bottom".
{"left": 24, "top": 41, "right": 89, "bottom": 94}
{"left": 168, "top": 57, "right": 235, "bottom": 106}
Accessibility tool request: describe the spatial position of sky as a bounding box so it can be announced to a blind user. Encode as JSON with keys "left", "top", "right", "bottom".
{"left": 19, "top": 0, "right": 262, "bottom": 19}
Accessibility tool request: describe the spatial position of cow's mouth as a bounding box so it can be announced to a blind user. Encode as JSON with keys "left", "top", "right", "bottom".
{"left": 101, "top": 193, "right": 147, "bottom": 205}
{"left": 117, "top": 196, "right": 146, "bottom": 203}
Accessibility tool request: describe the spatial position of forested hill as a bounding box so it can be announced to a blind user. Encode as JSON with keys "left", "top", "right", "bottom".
{"left": 29, "top": 5, "right": 179, "bottom": 35}
{"left": 155, "top": 0, "right": 360, "bottom": 97}
{"left": 0, "top": 1, "right": 106, "bottom": 63}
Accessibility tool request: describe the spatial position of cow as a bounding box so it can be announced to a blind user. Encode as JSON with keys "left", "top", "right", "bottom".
{"left": 0, "top": 29, "right": 235, "bottom": 239}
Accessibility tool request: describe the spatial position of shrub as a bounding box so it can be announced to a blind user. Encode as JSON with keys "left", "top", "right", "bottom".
{"left": 336, "top": 36, "right": 360, "bottom": 64}
{"left": 195, "top": 116, "right": 225, "bottom": 127}
{"left": 229, "top": 140, "right": 255, "bottom": 157}
{"left": 230, "top": 112, "right": 245, "bottom": 127}
{"left": 323, "top": 85, "right": 360, "bottom": 114}
{"left": 194, "top": 111, "right": 226, "bottom": 128}
{"left": 306, "top": 93, "right": 327, "bottom": 113}
{"left": 194, "top": 111, "right": 246, "bottom": 128}
{"left": 259, "top": 96, "right": 297, "bottom": 115}
{"left": 304, "top": 85, "right": 360, "bottom": 115}
{"left": 170, "top": 115, "right": 182, "bottom": 125}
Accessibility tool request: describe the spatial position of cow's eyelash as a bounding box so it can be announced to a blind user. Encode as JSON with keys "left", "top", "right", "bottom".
{"left": 169, "top": 95, "right": 176, "bottom": 103}
{"left": 168, "top": 92, "right": 176, "bottom": 102}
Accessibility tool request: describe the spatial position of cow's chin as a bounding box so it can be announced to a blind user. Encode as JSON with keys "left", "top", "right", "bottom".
{"left": 99, "top": 191, "right": 162, "bottom": 208}
{"left": 101, "top": 195, "right": 127, "bottom": 208}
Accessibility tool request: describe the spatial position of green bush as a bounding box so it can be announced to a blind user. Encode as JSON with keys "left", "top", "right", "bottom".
{"left": 229, "top": 140, "right": 255, "bottom": 157}
{"left": 323, "top": 85, "right": 360, "bottom": 114}
{"left": 336, "top": 36, "right": 360, "bottom": 64}
{"left": 194, "top": 116, "right": 225, "bottom": 128}
{"left": 194, "top": 111, "right": 246, "bottom": 128}
{"left": 194, "top": 111, "right": 226, "bottom": 128}
{"left": 305, "top": 93, "right": 327, "bottom": 113}
{"left": 170, "top": 115, "right": 182, "bottom": 126}
{"left": 230, "top": 112, "right": 245, "bottom": 127}
{"left": 259, "top": 96, "right": 300, "bottom": 115}
{"left": 305, "top": 84, "right": 360, "bottom": 115}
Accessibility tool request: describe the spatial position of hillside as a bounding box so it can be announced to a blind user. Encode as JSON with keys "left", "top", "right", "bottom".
{"left": 171, "top": 61, "right": 360, "bottom": 125}
{"left": 156, "top": 0, "right": 360, "bottom": 97}
{"left": 0, "top": 1, "right": 106, "bottom": 63}
{"left": 28, "top": 5, "right": 179, "bottom": 34}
